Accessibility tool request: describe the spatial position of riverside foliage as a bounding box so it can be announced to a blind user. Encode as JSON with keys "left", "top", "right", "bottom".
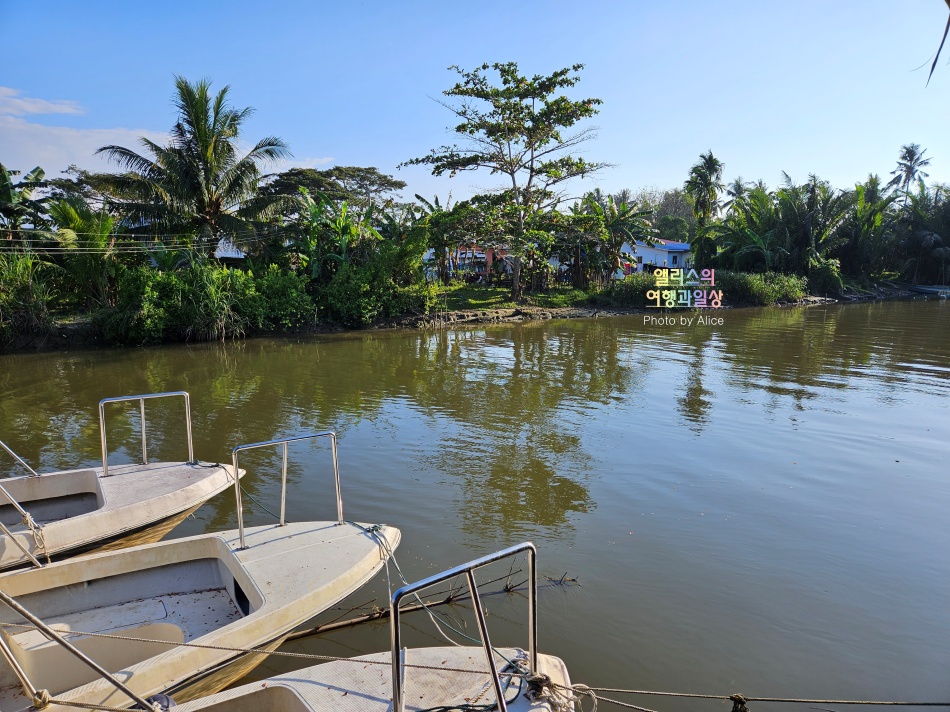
{"left": 1, "top": 74, "right": 947, "bottom": 346}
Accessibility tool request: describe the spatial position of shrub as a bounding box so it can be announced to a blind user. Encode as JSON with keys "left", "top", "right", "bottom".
{"left": 99, "top": 265, "right": 186, "bottom": 345}
{"left": 180, "top": 265, "right": 262, "bottom": 342}
{"left": 255, "top": 265, "right": 314, "bottom": 330}
{"left": 715, "top": 271, "right": 808, "bottom": 306}
{"left": 590, "top": 272, "right": 657, "bottom": 307}
{"left": 0, "top": 253, "right": 53, "bottom": 344}
{"left": 807, "top": 259, "right": 844, "bottom": 297}
{"left": 321, "top": 242, "right": 437, "bottom": 327}
{"left": 101, "top": 263, "right": 313, "bottom": 345}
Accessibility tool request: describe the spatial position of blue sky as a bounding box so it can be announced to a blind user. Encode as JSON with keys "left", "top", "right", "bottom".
{"left": 2, "top": 0, "right": 949, "bottom": 203}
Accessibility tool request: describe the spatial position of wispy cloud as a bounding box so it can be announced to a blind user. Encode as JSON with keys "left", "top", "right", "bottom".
{"left": 0, "top": 86, "right": 84, "bottom": 116}
{"left": 0, "top": 115, "right": 169, "bottom": 175}
{"left": 272, "top": 155, "right": 335, "bottom": 172}
{"left": 0, "top": 87, "right": 332, "bottom": 177}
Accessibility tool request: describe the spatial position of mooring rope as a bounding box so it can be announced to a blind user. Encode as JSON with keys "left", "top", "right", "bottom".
{"left": 6, "top": 519, "right": 948, "bottom": 712}
{"left": 5, "top": 618, "right": 947, "bottom": 712}
{"left": 21, "top": 513, "right": 50, "bottom": 565}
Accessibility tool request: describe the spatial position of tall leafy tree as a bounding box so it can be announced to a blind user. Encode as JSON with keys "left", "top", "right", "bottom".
{"left": 683, "top": 150, "right": 724, "bottom": 265}
{"left": 403, "top": 62, "right": 606, "bottom": 298}
{"left": 260, "top": 166, "right": 406, "bottom": 213}
{"left": 96, "top": 77, "right": 292, "bottom": 253}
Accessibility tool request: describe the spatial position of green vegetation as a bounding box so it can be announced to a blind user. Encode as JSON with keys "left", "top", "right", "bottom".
{"left": 1, "top": 70, "right": 947, "bottom": 348}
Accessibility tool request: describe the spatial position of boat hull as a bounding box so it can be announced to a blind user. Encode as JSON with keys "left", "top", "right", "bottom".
{"left": 0, "top": 462, "right": 239, "bottom": 570}
{"left": 0, "top": 521, "right": 401, "bottom": 711}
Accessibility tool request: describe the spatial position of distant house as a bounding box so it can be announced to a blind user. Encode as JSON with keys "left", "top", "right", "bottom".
{"left": 619, "top": 239, "right": 692, "bottom": 274}
{"left": 215, "top": 236, "right": 246, "bottom": 261}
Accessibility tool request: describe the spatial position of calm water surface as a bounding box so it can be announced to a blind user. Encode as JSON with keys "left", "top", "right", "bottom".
{"left": 1, "top": 299, "right": 948, "bottom": 710}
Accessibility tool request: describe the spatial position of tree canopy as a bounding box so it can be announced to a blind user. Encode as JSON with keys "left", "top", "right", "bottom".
{"left": 403, "top": 61, "right": 607, "bottom": 298}
{"left": 95, "top": 76, "right": 292, "bottom": 252}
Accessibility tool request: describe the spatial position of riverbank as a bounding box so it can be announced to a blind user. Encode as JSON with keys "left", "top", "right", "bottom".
{"left": 1, "top": 283, "right": 920, "bottom": 355}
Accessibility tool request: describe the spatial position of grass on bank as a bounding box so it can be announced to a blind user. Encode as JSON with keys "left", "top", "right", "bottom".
{"left": 436, "top": 282, "right": 591, "bottom": 311}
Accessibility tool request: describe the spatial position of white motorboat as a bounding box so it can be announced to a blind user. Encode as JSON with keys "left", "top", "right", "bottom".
{"left": 171, "top": 543, "right": 575, "bottom": 712}
{"left": 0, "top": 392, "right": 240, "bottom": 570}
{"left": 0, "top": 432, "right": 401, "bottom": 711}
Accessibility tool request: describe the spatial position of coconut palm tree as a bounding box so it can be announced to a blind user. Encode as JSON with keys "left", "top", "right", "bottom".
{"left": 684, "top": 151, "right": 725, "bottom": 223}
{"left": 684, "top": 151, "right": 724, "bottom": 265}
{"left": 723, "top": 177, "right": 750, "bottom": 214}
{"left": 96, "top": 77, "right": 292, "bottom": 254}
{"left": 886, "top": 144, "right": 931, "bottom": 197}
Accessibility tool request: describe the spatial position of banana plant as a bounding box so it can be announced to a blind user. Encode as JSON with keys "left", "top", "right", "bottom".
{"left": 0, "top": 163, "right": 47, "bottom": 242}
{"left": 47, "top": 198, "right": 118, "bottom": 308}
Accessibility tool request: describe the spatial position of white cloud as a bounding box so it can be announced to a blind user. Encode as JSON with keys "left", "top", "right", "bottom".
{"left": 0, "top": 86, "right": 84, "bottom": 116}
{"left": 282, "top": 156, "right": 335, "bottom": 170}
{"left": 0, "top": 87, "right": 334, "bottom": 177}
{"left": 0, "top": 115, "right": 169, "bottom": 176}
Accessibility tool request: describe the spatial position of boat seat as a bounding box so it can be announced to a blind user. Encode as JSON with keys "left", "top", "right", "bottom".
{"left": 1, "top": 597, "right": 186, "bottom": 695}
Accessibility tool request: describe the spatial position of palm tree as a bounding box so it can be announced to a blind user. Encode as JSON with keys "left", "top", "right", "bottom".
{"left": 96, "top": 77, "right": 292, "bottom": 254}
{"left": 715, "top": 185, "right": 786, "bottom": 271}
{"left": 684, "top": 151, "right": 725, "bottom": 222}
{"left": 47, "top": 198, "right": 118, "bottom": 308}
{"left": 684, "top": 150, "right": 724, "bottom": 265}
{"left": 775, "top": 173, "right": 851, "bottom": 275}
{"left": 583, "top": 193, "right": 655, "bottom": 279}
{"left": 886, "top": 144, "right": 931, "bottom": 197}
{"left": 723, "top": 177, "right": 749, "bottom": 214}
{"left": 0, "top": 164, "right": 46, "bottom": 244}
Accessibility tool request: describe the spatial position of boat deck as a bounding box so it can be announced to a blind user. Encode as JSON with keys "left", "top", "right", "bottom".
{"left": 174, "top": 648, "right": 573, "bottom": 712}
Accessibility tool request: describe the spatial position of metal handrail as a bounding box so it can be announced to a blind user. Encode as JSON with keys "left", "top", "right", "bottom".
{"left": 99, "top": 392, "right": 194, "bottom": 477}
{"left": 0, "top": 440, "right": 39, "bottom": 477}
{"left": 231, "top": 432, "right": 343, "bottom": 550}
{"left": 0, "top": 589, "right": 159, "bottom": 710}
{"left": 390, "top": 542, "right": 538, "bottom": 712}
{"left": 0, "top": 442, "right": 44, "bottom": 567}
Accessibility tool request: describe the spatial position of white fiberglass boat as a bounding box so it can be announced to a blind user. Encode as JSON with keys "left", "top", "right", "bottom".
{"left": 0, "top": 432, "right": 400, "bottom": 711}
{"left": 172, "top": 543, "right": 575, "bottom": 712}
{"left": 0, "top": 392, "right": 239, "bottom": 571}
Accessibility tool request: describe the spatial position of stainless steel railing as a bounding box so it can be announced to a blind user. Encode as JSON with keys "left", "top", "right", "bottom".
{"left": 99, "top": 392, "right": 194, "bottom": 477}
{"left": 0, "top": 442, "right": 44, "bottom": 567}
{"left": 390, "top": 542, "right": 538, "bottom": 712}
{"left": 0, "top": 440, "right": 39, "bottom": 478}
{"left": 231, "top": 432, "right": 343, "bottom": 550}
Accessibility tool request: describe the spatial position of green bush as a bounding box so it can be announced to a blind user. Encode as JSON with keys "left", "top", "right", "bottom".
{"left": 180, "top": 265, "right": 262, "bottom": 342}
{"left": 0, "top": 253, "right": 53, "bottom": 344}
{"left": 715, "top": 271, "right": 808, "bottom": 306}
{"left": 100, "top": 265, "right": 186, "bottom": 345}
{"left": 101, "top": 263, "right": 314, "bottom": 345}
{"left": 255, "top": 265, "right": 314, "bottom": 330}
{"left": 590, "top": 272, "right": 657, "bottom": 307}
{"left": 321, "top": 242, "right": 437, "bottom": 327}
{"left": 807, "top": 259, "right": 843, "bottom": 297}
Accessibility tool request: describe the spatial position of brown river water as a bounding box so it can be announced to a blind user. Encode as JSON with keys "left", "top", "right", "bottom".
{"left": 1, "top": 298, "right": 948, "bottom": 710}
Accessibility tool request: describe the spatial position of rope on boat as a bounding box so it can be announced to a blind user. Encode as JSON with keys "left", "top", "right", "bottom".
{"left": 4, "top": 619, "right": 947, "bottom": 712}
{"left": 5, "top": 523, "right": 947, "bottom": 712}
{"left": 21, "top": 513, "right": 50, "bottom": 565}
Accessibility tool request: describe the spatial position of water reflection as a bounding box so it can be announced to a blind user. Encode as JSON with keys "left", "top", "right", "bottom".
{"left": 0, "top": 300, "right": 947, "bottom": 540}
